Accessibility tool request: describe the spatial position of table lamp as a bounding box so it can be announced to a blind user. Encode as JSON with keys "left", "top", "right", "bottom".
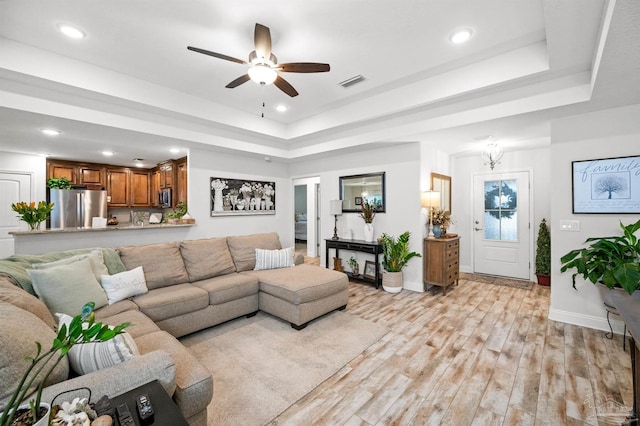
{"left": 421, "top": 190, "right": 441, "bottom": 238}
{"left": 329, "top": 199, "right": 343, "bottom": 240}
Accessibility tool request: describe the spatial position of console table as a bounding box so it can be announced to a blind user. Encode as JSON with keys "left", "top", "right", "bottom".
{"left": 325, "top": 238, "right": 383, "bottom": 288}
{"left": 610, "top": 291, "right": 640, "bottom": 425}
{"left": 423, "top": 236, "right": 460, "bottom": 295}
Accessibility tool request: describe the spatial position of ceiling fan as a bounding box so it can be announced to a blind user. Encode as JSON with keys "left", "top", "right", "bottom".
{"left": 187, "top": 23, "right": 330, "bottom": 97}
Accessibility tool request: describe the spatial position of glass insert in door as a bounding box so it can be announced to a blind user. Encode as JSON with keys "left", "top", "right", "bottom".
{"left": 483, "top": 179, "right": 518, "bottom": 241}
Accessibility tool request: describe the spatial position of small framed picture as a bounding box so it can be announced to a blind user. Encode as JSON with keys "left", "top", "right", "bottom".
{"left": 355, "top": 196, "right": 363, "bottom": 206}
{"left": 363, "top": 261, "right": 376, "bottom": 280}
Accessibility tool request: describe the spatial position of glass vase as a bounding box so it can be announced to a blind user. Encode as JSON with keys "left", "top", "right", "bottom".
{"left": 28, "top": 221, "right": 42, "bottom": 231}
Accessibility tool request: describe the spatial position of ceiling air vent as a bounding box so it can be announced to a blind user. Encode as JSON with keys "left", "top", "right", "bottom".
{"left": 339, "top": 75, "right": 365, "bottom": 88}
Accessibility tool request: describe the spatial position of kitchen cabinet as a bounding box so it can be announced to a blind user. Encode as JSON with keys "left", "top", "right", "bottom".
{"left": 47, "top": 161, "right": 77, "bottom": 185}
{"left": 130, "top": 170, "right": 151, "bottom": 207}
{"left": 159, "top": 161, "right": 174, "bottom": 189}
{"left": 151, "top": 168, "right": 161, "bottom": 207}
{"left": 47, "top": 160, "right": 106, "bottom": 189}
{"left": 423, "top": 237, "right": 460, "bottom": 295}
{"left": 175, "top": 157, "right": 187, "bottom": 206}
{"left": 107, "top": 168, "right": 130, "bottom": 207}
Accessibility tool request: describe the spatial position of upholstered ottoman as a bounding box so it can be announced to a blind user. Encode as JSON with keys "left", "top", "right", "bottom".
{"left": 243, "top": 264, "right": 348, "bottom": 329}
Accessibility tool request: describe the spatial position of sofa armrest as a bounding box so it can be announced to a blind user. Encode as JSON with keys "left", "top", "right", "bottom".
{"left": 40, "top": 350, "right": 176, "bottom": 405}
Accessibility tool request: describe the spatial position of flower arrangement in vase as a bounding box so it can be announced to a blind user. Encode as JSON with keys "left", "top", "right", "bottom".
{"left": 431, "top": 208, "right": 452, "bottom": 237}
{"left": 359, "top": 200, "right": 376, "bottom": 241}
{"left": 11, "top": 201, "right": 54, "bottom": 231}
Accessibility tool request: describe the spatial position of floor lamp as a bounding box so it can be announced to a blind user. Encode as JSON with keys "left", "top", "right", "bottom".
{"left": 422, "top": 190, "right": 441, "bottom": 238}
{"left": 330, "top": 199, "right": 343, "bottom": 240}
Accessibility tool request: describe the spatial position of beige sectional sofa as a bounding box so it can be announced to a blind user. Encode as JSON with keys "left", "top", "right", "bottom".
{"left": 0, "top": 232, "right": 348, "bottom": 426}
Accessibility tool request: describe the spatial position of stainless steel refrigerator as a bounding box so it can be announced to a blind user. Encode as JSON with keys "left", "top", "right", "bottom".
{"left": 49, "top": 189, "right": 108, "bottom": 229}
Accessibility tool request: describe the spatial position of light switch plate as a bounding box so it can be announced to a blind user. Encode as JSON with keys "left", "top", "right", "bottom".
{"left": 560, "top": 220, "right": 580, "bottom": 231}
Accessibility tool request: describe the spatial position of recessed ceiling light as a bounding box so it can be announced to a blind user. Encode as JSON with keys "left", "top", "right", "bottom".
{"left": 102, "top": 151, "right": 114, "bottom": 157}
{"left": 135, "top": 162, "right": 144, "bottom": 168}
{"left": 41, "top": 129, "right": 61, "bottom": 136}
{"left": 450, "top": 28, "right": 472, "bottom": 44}
{"left": 275, "top": 104, "right": 288, "bottom": 113}
{"left": 57, "top": 23, "right": 86, "bottom": 39}
{"left": 170, "top": 148, "right": 180, "bottom": 154}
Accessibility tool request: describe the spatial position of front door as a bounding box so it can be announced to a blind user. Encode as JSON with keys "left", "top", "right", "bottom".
{"left": 473, "top": 171, "right": 531, "bottom": 279}
{"left": 0, "top": 172, "right": 33, "bottom": 257}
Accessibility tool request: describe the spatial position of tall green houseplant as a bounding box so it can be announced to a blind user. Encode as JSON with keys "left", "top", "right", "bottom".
{"left": 535, "top": 218, "right": 551, "bottom": 286}
{"left": 379, "top": 231, "right": 421, "bottom": 293}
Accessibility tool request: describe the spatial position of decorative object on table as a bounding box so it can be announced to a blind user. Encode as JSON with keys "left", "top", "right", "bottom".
{"left": 571, "top": 155, "right": 640, "bottom": 214}
{"left": 149, "top": 213, "right": 163, "bottom": 224}
{"left": 535, "top": 218, "right": 551, "bottom": 286}
{"left": 165, "top": 203, "right": 195, "bottom": 224}
{"left": 379, "top": 231, "right": 421, "bottom": 293}
{"left": 347, "top": 256, "right": 359, "bottom": 276}
{"left": 363, "top": 261, "right": 377, "bottom": 280}
{"left": 11, "top": 201, "right": 54, "bottom": 231}
{"left": 431, "top": 208, "right": 452, "bottom": 238}
{"left": 210, "top": 177, "right": 276, "bottom": 216}
{"left": 560, "top": 218, "right": 640, "bottom": 295}
{"left": 50, "top": 389, "right": 113, "bottom": 426}
{"left": 421, "top": 191, "right": 440, "bottom": 238}
{"left": 329, "top": 200, "right": 343, "bottom": 240}
{"left": 0, "top": 302, "right": 130, "bottom": 426}
{"left": 333, "top": 257, "right": 344, "bottom": 272}
{"left": 46, "top": 177, "right": 72, "bottom": 190}
{"left": 107, "top": 216, "right": 119, "bottom": 226}
{"left": 360, "top": 200, "right": 376, "bottom": 242}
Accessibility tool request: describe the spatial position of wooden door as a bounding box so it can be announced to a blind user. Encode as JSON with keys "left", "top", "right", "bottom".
{"left": 130, "top": 170, "right": 151, "bottom": 207}
{"left": 107, "top": 168, "right": 129, "bottom": 207}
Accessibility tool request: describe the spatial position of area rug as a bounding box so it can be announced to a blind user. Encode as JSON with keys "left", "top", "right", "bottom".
{"left": 180, "top": 310, "right": 388, "bottom": 426}
{"left": 460, "top": 272, "right": 535, "bottom": 290}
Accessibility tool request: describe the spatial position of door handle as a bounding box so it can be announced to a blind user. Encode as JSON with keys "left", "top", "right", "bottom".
{"left": 474, "top": 227, "right": 483, "bottom": 231}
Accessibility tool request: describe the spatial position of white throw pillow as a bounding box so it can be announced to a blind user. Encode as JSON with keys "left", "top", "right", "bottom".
{"left": 56, "top": 313, "right": 139, "bottom": 375}
{"left": 27, "top": 258, "right": 108, "bottom": 316}
{"left": 31, "top": 250, "right": 109, "bottom": 283}
{"left": 100, "top": 266, "right": 148, "bottom": 305}
{"left": 254, "top": 247, "right": 295, "bottom": 271}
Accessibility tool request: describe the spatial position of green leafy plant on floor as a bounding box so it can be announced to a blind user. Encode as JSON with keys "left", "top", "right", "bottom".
{"left": 379, "top": 231, "right": 421, "bottom": 272}
{"left": 0, "top": 302, "right": 130, "bottom": 426}
{"left": 560, "top": 219, "right": 640, "bottom": 294}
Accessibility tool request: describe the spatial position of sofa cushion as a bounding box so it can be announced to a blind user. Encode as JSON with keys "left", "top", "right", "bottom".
{"left": 57, "top": 313, "right": 139, "bottom": 376}
{"left": 133, "top": 284, "right": 209, "bottom": 322}
{"left": 135, "top": 331, "right": 213, "bottom": 420}
{"left": 0, "top": 276, "right": 56, "bottom": 328}
{"left": 245, "top": 264, "right": 348, "bottom": 304}
{"left": 118, "top": 242, "right": 189, "bottom": 290}
{"left": 101, "top": 266, "right": 148, "bottom": 304}
{"left": 0, "top": 301, "right": 69, "bottom": 409}
{"left": 227, "top": 232, "right": 282, "bottom": 272}
{"left": 180, "top": 238, "right": 235, "bottom": 282}
{"left": 98, "top": 309, "right": 161, "bottom": 339}
{"left": 30, "top": 250, "right": 109, "bottom": 284}
{"left": 192, "top": 273, "right": 259, "bottom": 305}
{"left": 27, "top": 257, "right": 109, "bottom": 316}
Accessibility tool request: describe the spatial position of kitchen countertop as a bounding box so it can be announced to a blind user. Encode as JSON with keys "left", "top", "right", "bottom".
{"left": 10, "top": 222, "right": 194, "bottom": 235}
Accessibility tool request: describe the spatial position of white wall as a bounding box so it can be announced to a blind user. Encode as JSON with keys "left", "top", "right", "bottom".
{"left": 289, "top": 143, "right": 425, "bottom": 291}
{"left": 451, "top": 146, "right": 551, "bottom": 278}
{"left": 549, "top": 103, "right": 640, "bottom": 333}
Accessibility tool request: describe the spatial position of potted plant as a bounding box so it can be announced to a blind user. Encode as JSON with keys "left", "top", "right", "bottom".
{"left": 165, "top": 203, "right": 194, "bottom": 224}
{"left": 535, "top": 218, "right": 551, "bottom": 286}
{"left": 379, "top": 231, "right": 422, "bottom": 293}
{"left": 560, "top": 219, "right": 640, "bottom": 296}
{"left": 11, "top": 201, "right": 54, "bottom": 231}
{"left": 360, "top": 201, "right": 376, "bottom": 242}
{"left": 347, "top": 256, "right": 359, "bottom": 276}
{"left": 46, "top": 178, "right": 72, "bottom": 190}
{"left": 0, "top": 302, "right": 130, "bottom": 426}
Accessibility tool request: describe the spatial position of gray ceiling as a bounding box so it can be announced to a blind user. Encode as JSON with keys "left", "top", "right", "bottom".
{"left": 0, "top": 0, "right": 638, "bottom": 167}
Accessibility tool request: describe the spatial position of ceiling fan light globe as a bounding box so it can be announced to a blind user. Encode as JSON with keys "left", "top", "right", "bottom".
{"left": 249, "top": 65, "right": 277, "bottom": 85}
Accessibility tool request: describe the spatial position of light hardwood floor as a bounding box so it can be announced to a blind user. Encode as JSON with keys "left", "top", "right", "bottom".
{"left": 271, "top": 278, "right": 633, "bottom": 425}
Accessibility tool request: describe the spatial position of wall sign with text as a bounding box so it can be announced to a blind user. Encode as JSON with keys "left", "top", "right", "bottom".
{"left": 572, "top": 155, "right": 640, "bottom": 214}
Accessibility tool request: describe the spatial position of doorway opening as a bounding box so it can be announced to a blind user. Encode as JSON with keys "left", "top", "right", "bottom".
{"left": 293, "top": 177, "right": 321, "bottom": 265}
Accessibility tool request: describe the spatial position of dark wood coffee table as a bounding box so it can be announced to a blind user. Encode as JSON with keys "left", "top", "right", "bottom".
{"left": 110, "top": 380, "right": 188, "bottom": 426}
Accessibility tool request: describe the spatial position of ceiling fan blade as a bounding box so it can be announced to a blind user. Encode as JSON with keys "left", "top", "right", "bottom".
{"left": 225, "top": 74, "right": 251, "bottom": 88}
{"left": 187, "top": 46, "right": 247, "bottom": 65}
{"left": 274, "top": 75, "right": 299, "bottom": 97}
{"left": 278, "top": 62, "right": 331, "bottom": 73}
{"left": 254, "top": 23, "right": 272, "bottom": 60}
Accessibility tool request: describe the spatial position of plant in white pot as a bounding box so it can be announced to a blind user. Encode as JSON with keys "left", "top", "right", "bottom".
{"left": 379, "top": 231, "right": 421, "bottom": 293}
{"left": 0, "top": 302, "right": 130, "bottom": 426}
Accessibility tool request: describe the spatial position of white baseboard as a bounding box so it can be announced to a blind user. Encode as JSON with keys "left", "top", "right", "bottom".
{"left": 549, "top": 308, "right": 626, "bottom": 335}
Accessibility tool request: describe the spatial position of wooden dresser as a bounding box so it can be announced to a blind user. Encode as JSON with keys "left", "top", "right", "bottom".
{"left": 423, "top": 236, "right": 460, "bottom": 295}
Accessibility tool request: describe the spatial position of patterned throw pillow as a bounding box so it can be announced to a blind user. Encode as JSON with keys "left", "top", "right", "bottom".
{"left": 100, "top": 266, "right": 148, "bottom": 304}
{"left": 254, "top": 247, "right": 295, "bottom": 271}
{"left": 56, "top": 313, "right": 139, "bottom": 375}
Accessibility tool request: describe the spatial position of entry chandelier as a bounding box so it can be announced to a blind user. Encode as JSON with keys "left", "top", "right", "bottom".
{"left": 482, "top": 143, "right": 504, "bottom": 170}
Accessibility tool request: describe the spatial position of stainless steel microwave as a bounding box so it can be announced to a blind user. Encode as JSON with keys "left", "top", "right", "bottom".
{"left": 159, "top": 188, "right": 172, "bottom": 208}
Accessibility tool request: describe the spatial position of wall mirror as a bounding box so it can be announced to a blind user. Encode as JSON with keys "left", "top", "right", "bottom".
{"left": 340, "top": 172, "right": 386, "bottom": 212}
{"left": 431, "top": 172, "right": 451, "bottom": 213}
